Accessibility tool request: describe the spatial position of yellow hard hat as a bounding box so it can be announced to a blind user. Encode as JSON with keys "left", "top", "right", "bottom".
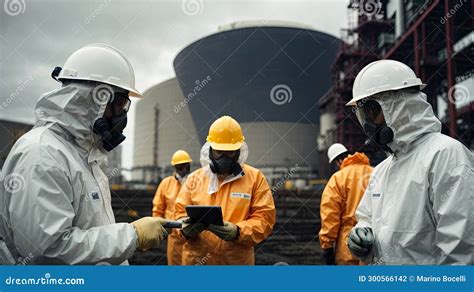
{"left": 206, "top": 116, "right": 245, "bottom": 151}
{"left": 171, "top": 150, "right": 192, "bottom": 165}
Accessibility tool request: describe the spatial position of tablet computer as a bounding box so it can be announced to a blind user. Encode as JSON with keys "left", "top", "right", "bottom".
{"left": 162, "top": 221, "right": 182, "bottom": 229}
{"left": 185, "top": 205, "right": 224, "bottom": 226}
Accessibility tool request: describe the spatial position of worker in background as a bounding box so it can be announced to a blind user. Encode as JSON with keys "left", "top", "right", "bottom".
{"left": 152, "top": 150, "right": 192, "bottom": 265}
{"left": 174, "top": 116, "right": 276, "bottom": 265}
{"left": 0, "top": 44, "right": 170, "bottom": 265}
{"left": 346, "top": 59, "right": 474, "bottom": 265}
{"left": 318, "top": 143, "right": 373, "bottom": 265}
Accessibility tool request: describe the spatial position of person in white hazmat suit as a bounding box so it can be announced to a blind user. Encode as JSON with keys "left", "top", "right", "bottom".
{"left": 0, "top": 44, "right": 170, "bottom": 265}
{"left": 345, "top": 59, "right": 473, "bottom": 265}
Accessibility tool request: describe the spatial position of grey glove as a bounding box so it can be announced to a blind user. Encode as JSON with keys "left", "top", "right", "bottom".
{"left": 347, "top": 227, "right": 374, "bottom": 259}
{"left": 208, "top": 221, "right": 239, "bottom": 241}
{"left": 180, "top": 217, "right": 206, "bottom": 239}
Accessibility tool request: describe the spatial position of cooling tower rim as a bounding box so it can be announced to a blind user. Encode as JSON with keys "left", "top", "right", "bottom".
{"left": 217, "top": 20, "right": 315, "bottom": 31}
{"left": 173, "top": 24, "right": 340, "bottom": 69}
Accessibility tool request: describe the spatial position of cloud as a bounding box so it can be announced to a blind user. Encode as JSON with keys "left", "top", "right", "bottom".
{"left": 1, "top": 0, "right": 348, "bottom": 170}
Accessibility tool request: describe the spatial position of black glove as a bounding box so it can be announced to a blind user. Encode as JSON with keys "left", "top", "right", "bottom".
{"left": 321, "top": 247, "right": 336, "bottom": 265}
{"left": 180, "top": 217, "right": 206, "bottom": 239}
{"left": 208, "top": 222, "right": 239, "bottom": 241}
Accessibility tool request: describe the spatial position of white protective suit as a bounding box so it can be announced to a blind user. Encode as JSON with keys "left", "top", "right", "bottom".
{"left": 355, "top": 89, "right": 474, "bottom": 265}
{"left": 0, "top": 83, "right": 137, "bottom": 265}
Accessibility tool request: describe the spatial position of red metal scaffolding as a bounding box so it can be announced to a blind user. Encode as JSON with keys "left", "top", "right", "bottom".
{"left": 321, "top": 0, "right": 473, "bottom": 153}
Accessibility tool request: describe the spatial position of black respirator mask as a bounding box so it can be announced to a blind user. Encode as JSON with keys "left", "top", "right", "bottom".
{"left": 175, "top": 163, "right": 191, "bottom": 178}
{"left": 51, "top": 67, "right": 131, "bottom": 152}
{"left": 209, "top": 148, "right": 242, "bottom": 175}
{"left": 355, "top": 99, "right": 394, "bottom": 152}
{"left": 93, "top": 91, "right": 131, "bottom": 152}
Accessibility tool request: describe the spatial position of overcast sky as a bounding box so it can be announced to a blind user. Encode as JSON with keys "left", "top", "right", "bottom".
{"left": 0, "top": 0, "right": 349, "bottom": 170}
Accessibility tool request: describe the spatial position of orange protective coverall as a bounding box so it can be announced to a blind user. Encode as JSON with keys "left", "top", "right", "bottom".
{"left": 174, "top": 164, "right": 276, "bottom": 265}
{"left": 152, "top": 175, "right": 186, "bottom": 265}
{"left": 319, "top": 152, "right": 373, "bottom": 265}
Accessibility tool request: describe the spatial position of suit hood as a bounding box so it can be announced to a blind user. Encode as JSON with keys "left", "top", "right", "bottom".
{"left": 377, "top": 89, "right": 441, "bottom": 154}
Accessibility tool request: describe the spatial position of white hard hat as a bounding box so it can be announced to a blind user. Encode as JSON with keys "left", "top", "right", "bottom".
{"left": 327, "top": 143, "right": 348, "bottom": 163}
{"left": 57, "top": 43, "right": 143, "bottom": 98}
{"left": 346, "top": 59, "right": 425, "bottom": 106}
